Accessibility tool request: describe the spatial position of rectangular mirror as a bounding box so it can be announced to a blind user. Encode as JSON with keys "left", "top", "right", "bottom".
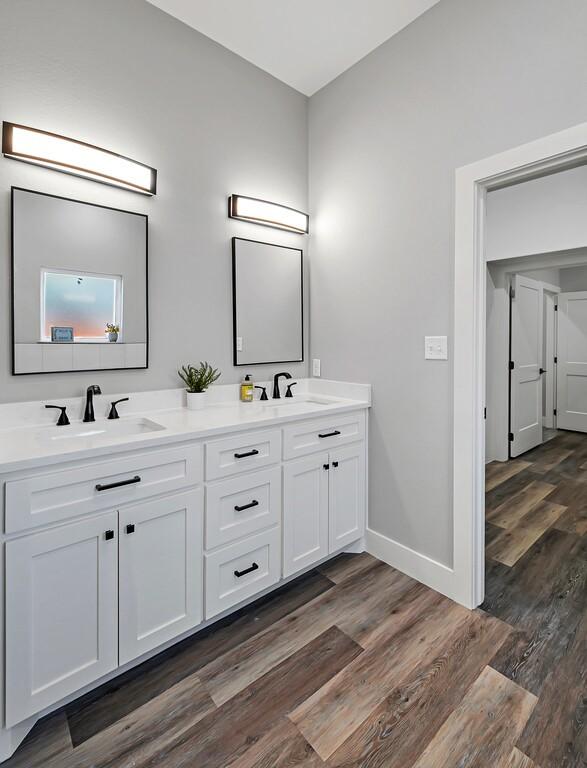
{"left": 11, "top": 188, "right": 148, "bottom": 374}
{"left": 232, "top": 237, "right": 303, "bottom": 366}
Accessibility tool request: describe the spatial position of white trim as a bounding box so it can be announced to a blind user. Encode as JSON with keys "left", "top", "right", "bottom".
{"left": 365, "top": 528, "right": 456, "bottom": 600}
{"left": 454, "top": 120, "right": 587, "bottom": 609}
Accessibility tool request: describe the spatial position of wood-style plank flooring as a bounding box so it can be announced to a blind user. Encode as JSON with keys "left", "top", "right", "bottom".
{"left": 5, "top": 431, "right": 586, "bottom": 767}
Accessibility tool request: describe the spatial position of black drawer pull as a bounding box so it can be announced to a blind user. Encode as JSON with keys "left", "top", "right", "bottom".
{"left": 234, "top": 562, "right": 259, "bottom": 578}
{"left": 96, "top": 475, "right": 141, "bottom": 492}
{"left": 234, "top": 499, "right": 259, "bottom": 512}
{"left": 234, "top": 449, "right": 259, "bottom": 459}
{"left": 126, "top": 524, "right": 135, "bottom": 534}
{"left": 104, "top": 529, "right": 115, "bottom": 540}
{"left": 318, "top": 430, "right": 341, "bottom": 439}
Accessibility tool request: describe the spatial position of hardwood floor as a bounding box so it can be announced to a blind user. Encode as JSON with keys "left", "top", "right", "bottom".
{"left": 5, "top": 432, "right": 585, "bottom": 767}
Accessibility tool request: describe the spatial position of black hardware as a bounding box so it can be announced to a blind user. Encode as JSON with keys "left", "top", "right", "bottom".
{"left": 484, "top": 407, "right": 487, "bottom": 420}
{"left": 234, "top": 500, "right": 259, "bottom": 512}
{"left": 234, "top": 449, "right": 259, "bottom": 459}
{"left": 554, "top": 356, "right": 558, "bottom": 364}
{"left": 332, "top": 461, "right": 339, "bottom": 468}
{"left": 125, "top": 523, "right": 135, "bottom": 534}
{"left": 554, "top": 304, "right": 558, "bottom": 311}
{"left": 554, "top": 408, "right": 557, "bottom": 416}
{"left": 272, "top": 371, "right": 292, "bottom": 399}
{"left": 96, "top": 475, "right": 141, "bottom": 492}
{"left": 234, "top": 562, "right": 259, "bottom": 578}
{"left": 45, "top": 404, "right": 70, "bottom": 426}
{"left": 319, "top": 430, "right": 341, "bottom": 439}
{"left": 509, "top": 432, "right": 514, "bottom": 442}
{"left": 83, "top": 384, "right": 102, "bottom": 422}
{"left": 285, "top": 382, "right": 297, "bottom": 398}
{"left": 104, "top": 529, "right": 115, "bottom": 540}
{"left": 509, "top": 361, "right": 514, "bottom": 371}
{"left": 539, "top": 368, "right": 546, "bottom": 374}
{"left": 323, "top": 463, "right": 330, "bottom": 470}
{"left": 108, "top": 397, "right": 129, "bottom": 419}
{"left": 254, "top": 386, "right": 268, "bottom": 401}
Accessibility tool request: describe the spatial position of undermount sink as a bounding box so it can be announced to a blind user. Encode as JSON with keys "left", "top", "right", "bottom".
{"left": 259, "top": 397, "right": 333, "bottom": 410}
{"left": 41, "top": 417, "right": 165, "bottom": 441}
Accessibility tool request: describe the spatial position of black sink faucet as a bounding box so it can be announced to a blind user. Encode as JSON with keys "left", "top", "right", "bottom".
{"left": 272, "top": 372, "right": 292, "bottom": 399}
{"left": 83, "top": 384, "right": 102, "bottom": 422}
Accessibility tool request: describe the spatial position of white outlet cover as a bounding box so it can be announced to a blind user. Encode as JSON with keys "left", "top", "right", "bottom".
{"left": 236, "top": 337, "right": 243, "bottom": 352}
{"left": 312, "top": 358, "right": 321, "bottom": 377}
{"left": 425, "top": 336, "right": 448, "bottom": 360}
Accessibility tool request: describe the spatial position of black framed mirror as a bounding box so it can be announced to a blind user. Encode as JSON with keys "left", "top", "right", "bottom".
{"left": 11, "top": 187, "right": 148, "bottom": 374}
{"left": 232, "top": 237, "right": 303, "bottom": 366}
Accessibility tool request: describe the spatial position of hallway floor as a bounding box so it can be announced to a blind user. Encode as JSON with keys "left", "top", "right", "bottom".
{"left": 5, "top": 433, "right": 586, "bottom": 768}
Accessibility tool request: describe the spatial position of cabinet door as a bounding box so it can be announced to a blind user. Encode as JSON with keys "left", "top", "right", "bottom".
{"left": 119, "top": 490, "right": 203, "bottom": 665}
{"left": 6, "top": 513, "right": 118, "bottom": 727}
{"left": 283, "top": 453, "right": 329, "bottom": 577}
{"left": 329, "top": 443, "right": 366, "bottom": 552}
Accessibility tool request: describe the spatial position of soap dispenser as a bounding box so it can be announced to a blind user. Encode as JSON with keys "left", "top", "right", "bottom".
{"left": 240, "top": 374, "right": 254, "bottom": 402}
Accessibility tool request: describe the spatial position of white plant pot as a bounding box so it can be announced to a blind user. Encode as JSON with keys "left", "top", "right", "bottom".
{"left": 186, "top": 391, "right": 207, "bottom": 410}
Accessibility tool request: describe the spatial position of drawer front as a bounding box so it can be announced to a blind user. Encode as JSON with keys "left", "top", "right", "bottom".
{"left": 205, "top": 467, "right": 281, "bottom": 550}
{"left": 282, "top": 411, "right": 366, "bottom": 460}
{"left": 204, "top": 527, "right": 281, "bottom": 619}
{"left": 5, "top": 444, "right": 203, "bottom": 534}
{"left": 205, "top": 429, "right": 281, "bottom": 481}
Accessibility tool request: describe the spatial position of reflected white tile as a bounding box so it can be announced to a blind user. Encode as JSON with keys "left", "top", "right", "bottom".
{"left": 99, "top": 343, "right": 125, "bottom": 369}
{"left": 14, "top": 344, "right": 43, "bottom": 374}
{"left": 72, "top": 345, "right": 100, "bottom": 371}
{"left": 125, "top": 343, "right": 146, "bottom": 368}
{"left": 42, "top": 344, "right": 73, "bottom": 372}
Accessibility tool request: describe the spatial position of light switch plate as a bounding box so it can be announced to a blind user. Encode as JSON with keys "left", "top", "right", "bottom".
{"left": 312, "top": 358, "right": 321, "bottom": 377}
{"left": 425, "top": 336, "right": 448, "bottom": 360}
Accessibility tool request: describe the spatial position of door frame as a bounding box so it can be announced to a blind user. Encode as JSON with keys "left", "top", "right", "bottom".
{"left": 453, "top": 120, "right": 587, "bottom": 609}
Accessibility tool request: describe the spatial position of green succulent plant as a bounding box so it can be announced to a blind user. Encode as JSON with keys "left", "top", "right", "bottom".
{"left": 178, "top": 361, "right": 221, "bottom": 393}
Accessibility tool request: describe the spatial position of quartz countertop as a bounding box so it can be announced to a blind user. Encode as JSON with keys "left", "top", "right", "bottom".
{"left": 0, "top": 381, "right": 370, "bottom": 474}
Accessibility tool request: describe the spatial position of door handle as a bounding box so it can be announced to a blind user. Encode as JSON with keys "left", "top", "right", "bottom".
{"left": 234, "top": 500, "right": 259, "bottom": 512}
{"left": 96, "top": 475, "right": 141, "bottom": 492}
{"left": 234, "top": 562, "right": 259, "bottom": 578}
{"left": 539, "top": 368, "right": 546, "bottom": 374}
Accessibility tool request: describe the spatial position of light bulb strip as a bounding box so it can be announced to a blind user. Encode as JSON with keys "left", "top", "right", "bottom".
{"left": 228, "top": 194, "right": 308, "bottom": 234}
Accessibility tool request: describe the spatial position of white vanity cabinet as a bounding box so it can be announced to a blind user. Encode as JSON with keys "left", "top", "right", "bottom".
{"left": 5, "top": 513, "right": 119, "bottom": 727}
{"left": 0, "top": 397, "right": 368, "bottom": 759}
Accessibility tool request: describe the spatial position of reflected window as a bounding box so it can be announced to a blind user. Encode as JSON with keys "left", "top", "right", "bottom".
{"left": 41, "top": 269, "right": 122, "bottom": 341}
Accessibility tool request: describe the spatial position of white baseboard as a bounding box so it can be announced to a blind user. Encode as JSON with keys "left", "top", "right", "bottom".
{"left": 365, "top": 527, "right": 461, "bottom": 605}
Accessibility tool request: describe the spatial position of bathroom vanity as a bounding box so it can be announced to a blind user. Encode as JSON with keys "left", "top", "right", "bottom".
{"left": 0, "top": 380, "right": 369, "bottom": 759}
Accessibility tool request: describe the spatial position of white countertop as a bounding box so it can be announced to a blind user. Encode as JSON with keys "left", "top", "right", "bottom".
{"left": 0, "top": 380, "right": 370, "bottom": 474}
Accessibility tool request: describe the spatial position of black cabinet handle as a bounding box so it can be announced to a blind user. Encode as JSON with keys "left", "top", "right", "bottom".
{"left": 96, "top": 475, "right": 141, "bottom": 492}
{"left": 323, "top": 463, "right": 330, "bottom": 470}
{"left": 234, "top": 562, "right": 259, "bottom": 578}
{"left": 332, "top": 461, "right": 339, "bottom": 468}
{"left": 234, "top": 449, "right": 259, "bottom": 459}
{"left": 126, "top": 524, "right": 135, "bottom": 534}
{"left": 104, "top": 530, "right": 115, "bottom": 540}
{"left": 234, "top": 499, "right": 259, "bottom": 512}
{"left": 318, "top": 430, "right": 341, "bottom": 439}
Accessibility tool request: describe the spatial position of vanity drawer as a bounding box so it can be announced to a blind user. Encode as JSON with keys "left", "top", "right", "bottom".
{"left": 205, "top": 429, "right": 281, "bottom": 481}
{"left": 5, "top": 444, "right": 203, "bottom": 534}
{"left": 282, "top": 412, "right": 366, "bottom": 460}
{"left": 204, "top": 527, "right": 281, "bottom": 619}
{"left": 205, "top": 467, "right": 281, "bottom": 550}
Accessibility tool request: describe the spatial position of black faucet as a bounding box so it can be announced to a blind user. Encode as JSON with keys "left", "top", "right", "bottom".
{"left": 45, "top": 404, "right": 70, "bottom": 426}
{"left": 83, "top": 385, "right": 102, "bottom": 422}
{"left": 272, "top": 372, "right": 292, "bottom": 399}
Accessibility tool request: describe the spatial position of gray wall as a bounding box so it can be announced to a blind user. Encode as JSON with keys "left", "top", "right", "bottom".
{"left": 560, "top": 266, "right": 587, "bottom": 292}
{"left": 308, "top": 0, "right": 587, "bottom": 566}
{"left": 0, "top": 0, "right": 308, "bottom": 402}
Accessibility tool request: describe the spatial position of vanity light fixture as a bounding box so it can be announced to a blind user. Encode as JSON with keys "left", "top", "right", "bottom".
{"left": 228, "top": 194, "right": 308, "bottom": 234}
{"left": 2, "top": 122, "right": 157, "bottom": 195}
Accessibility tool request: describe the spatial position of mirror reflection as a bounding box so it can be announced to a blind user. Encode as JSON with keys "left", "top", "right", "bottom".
{"left": 11, "top": 188, "right": 148, "bottom": 374}
{"left": 232, "top": 237, "right": 303, "bottom": 366}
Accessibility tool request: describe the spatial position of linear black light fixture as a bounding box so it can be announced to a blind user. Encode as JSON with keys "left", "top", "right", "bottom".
{"left": 2, "top": 122, "right": 157, "bottom": 195}
{"left": 228, "top": 194, "right": 308, "bottom": 234}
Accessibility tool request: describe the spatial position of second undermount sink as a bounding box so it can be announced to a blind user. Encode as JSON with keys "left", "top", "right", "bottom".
{"left": 41, "top": 417, "right": 165, "bottom": 442}
{"left": 259, "top": 396, "right": 333, "bottom": 410}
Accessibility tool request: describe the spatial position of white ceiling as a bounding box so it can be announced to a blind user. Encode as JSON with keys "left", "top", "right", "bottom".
{"left": 146, "top": 0, "right": 440, "bottom": 96}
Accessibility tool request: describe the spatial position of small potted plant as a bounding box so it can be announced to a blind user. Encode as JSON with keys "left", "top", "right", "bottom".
{"left": 106, "top": 323, "right": 120, "bottom": 342}
{"left": 178, "top": 361, "right": 221, "bottom": 410}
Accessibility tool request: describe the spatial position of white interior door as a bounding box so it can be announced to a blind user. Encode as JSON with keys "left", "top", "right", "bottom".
{"left": 556, "top": 291, "right": 587, "bottom": 432}
{"left": 510, "top": 274, "right": 544, "bottom": 457}
{"left": 543, "top": 291, "right": 557, "bottom": 429}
